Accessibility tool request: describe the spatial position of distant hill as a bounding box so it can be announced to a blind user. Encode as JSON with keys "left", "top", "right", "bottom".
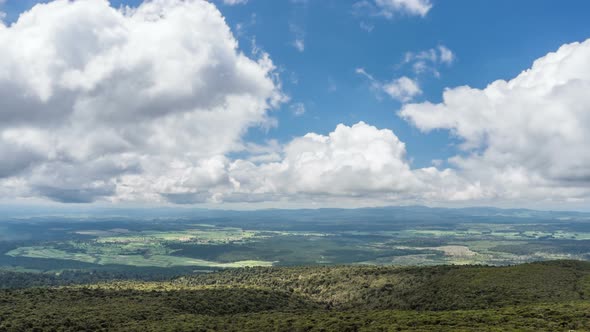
{"left": 1, "top": 260, "right": 590, "bottom": 331}
{"left": 2, "top": 204, "right": 590, "bottom": 222}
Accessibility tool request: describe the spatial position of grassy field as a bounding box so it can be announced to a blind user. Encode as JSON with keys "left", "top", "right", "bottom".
{"left": 96, "top": 227, "right": 260, "bottom": 244}
{"left": 6, "top": 246, "right": 273, "bottom": 268}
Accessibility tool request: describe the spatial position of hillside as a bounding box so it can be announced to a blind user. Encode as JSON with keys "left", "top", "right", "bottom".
{"left": 1, "top": 260, "right": 590, "bottom": 331}
{"left": 173, "top": 260, "right": 590, "bottom": 311}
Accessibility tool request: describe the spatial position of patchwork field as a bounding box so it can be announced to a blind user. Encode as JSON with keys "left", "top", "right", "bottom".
{"left": 5, "top": 246, "right": 273, "bottom": 268}
{"left": 1, "top": 207, "right": 590, "bottom": 273}
{"left": 5, "top": 225, "right": 276, "bottom": 269}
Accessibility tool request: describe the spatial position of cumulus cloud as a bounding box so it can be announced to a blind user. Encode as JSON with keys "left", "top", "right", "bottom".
{"left": 47, "top": 120, "right": 473, "bottom": 205}
{"left": 400, "top": 38, "right": 590, "bottom": 202}
{"left": 225, "top": 122, "right": 476, "bottom": 202}
{"left": 0, "top": 0, "right": 282, "bottom": 203}
{"left": 229, "top": 38, "right": 590, "bottom": 206}
{"left": 253, "top": 122, "right": 420, "bottom": 195}
{"left": 1, "top": 0, "right": 589, "bottom": 208}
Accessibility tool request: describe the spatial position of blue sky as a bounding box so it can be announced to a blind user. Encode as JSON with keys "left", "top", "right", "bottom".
{"left": 4, "top": 0, "right": 589, "bottom": 168}
{"left": 222, "top": 0, "right": 590, "bottom": 167}
{"left": 1, "top": 0, "right": 590, "bottom": 209}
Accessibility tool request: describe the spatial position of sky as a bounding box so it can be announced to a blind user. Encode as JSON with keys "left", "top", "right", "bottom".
{"left": 0, "top": 0, "right": 590, "bottom": 210}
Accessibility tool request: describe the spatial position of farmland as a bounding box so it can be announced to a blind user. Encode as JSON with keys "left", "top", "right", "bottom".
{"left": 1, "top": 206, "right": 590, "bottom": 274}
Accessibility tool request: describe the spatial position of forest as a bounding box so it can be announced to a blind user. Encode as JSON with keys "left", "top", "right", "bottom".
{"left": 1, "top": 260, "right": 590, "bottom": 331}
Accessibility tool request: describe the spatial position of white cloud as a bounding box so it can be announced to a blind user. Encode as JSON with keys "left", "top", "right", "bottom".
{"left": 222, "top": 122, "right": 478, "bottom": 205}
{"left": 375, "top": 0, "right": 432, "bottom": 17}
{"left": 1, "top": 1, "right": 589, "bottom": 208}
{"left": 383, "top": 77, "right": 422, "bottom": 102}
{"left": 352, "top": 0, "right": 431, "bottom": 29}
{"left": 0, "top": 0, "right": 283, "bottom": 203}
{"left": 249, "top": 122, "right": 420, "bottom": 195}
{"left": 400, "top": 38, "right": 590, "bottom": 203}
{"left": 290, "top": 23, "right": 305, "bottom": 53}
{"left": 0, "top": 0, "right": 5, "bottom": 22}
{"left": 359, "top": 21, "right": 375, "bottom": 32}
{"left": 222, "top": 0, "right": 248, "bottom": 5}
{"left": 356, "top": 68, "right": 421, "bottom": 102}
{"left": 234, "top": 13, "right": 257, "bottom": 38}
{"left": 355, "top": 67, "right": 376, "bottom": 81}
{"left": 290, "top": 102, "right": 306, "bottom": 116}
{"left": 293, "top": 38, "right": 305, "bottom": 52}
{"left": 403, "top": 45, "right": 455, "bottom": 76}
{"left": 438, "top": 45, "right": 455, "bottom": 64}
{"left": 231, "top": 38, "right": 590, "bottom": 207}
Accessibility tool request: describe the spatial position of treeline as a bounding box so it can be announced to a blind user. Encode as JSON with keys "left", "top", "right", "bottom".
{"left": 0, "top": 267, "right": 202, "bottom": 289}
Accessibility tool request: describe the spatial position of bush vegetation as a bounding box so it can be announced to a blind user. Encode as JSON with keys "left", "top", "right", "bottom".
{"left": 1, "top": 260, "right": 589, "bottom": 331}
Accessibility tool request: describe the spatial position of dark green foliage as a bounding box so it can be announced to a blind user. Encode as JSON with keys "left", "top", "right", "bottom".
{"left": 0, "top": 269, "right": 194, "bottom": 289}
{"left": 492, "top": 240, "right": 590, "bottom": 256}
{"left": 1, "top": 261, "right": 590, "bottom": 331}
{"left": 0, "top": 287, "right": 316, "bottom": 331}
{"left": 131, "top": 302, "right": 590, "bottom": 332}
{"left": 174, "top": 260, "right": 590, "bottom": 310}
